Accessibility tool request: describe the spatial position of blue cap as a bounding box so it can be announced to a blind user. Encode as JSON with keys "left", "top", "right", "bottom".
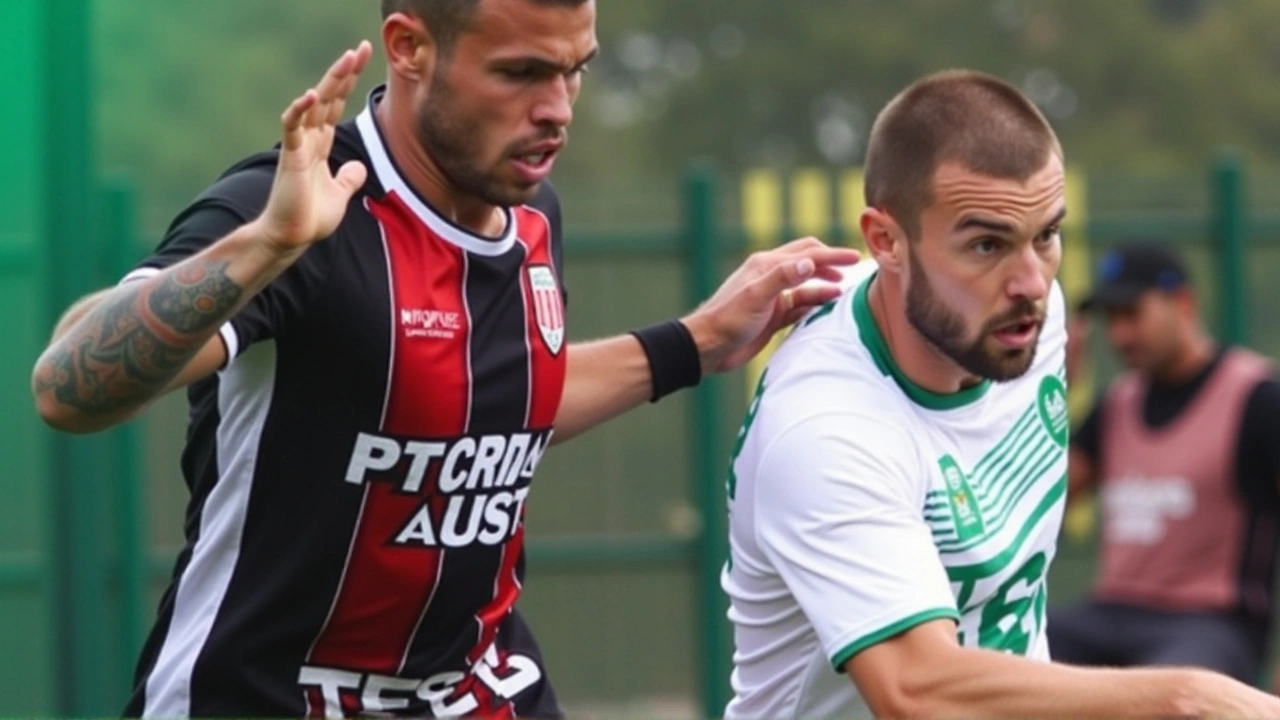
{"left": 1081, "top": 243, "right": 1189, "bottom": 311}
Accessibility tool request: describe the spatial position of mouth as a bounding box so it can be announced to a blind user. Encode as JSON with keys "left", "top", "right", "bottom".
{"left": 509, "top": 143, "right": 563, "bottom": 184}
{"left": 990, "top": 317, "right": 1043, "bottom": 349}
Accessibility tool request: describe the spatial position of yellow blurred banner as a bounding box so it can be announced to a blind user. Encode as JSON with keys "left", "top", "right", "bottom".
{"left": 840, "top": 169, "right": 867, "bottom": 251}
{"left": 742, "top": 169, "right": 784, "bottom": 394}
{"left": 790, "top": 168, "right": 831, "bottom": 238}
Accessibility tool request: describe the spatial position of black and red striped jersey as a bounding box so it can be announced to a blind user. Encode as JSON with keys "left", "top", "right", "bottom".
{"left": 122, "top": 87, "right": 568, "bottom": 718}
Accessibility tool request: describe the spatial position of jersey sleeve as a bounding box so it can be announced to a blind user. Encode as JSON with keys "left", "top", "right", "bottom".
{"left": 753, "top": 411, "right": 959, "bottom": 672}
{"left": 123, "top": 166, "right": 331, "bottom": 361}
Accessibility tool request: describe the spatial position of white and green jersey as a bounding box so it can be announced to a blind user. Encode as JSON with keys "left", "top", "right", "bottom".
{"left": 722, "top": 261, "right": 1069, "bottom": 720}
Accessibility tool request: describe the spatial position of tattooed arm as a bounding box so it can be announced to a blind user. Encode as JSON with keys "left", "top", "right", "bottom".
{"left": 32, "top": 40, "right": 375, "bottom": 434}
{"left": 32, "top": 223, "right": 302, "bottom": 432}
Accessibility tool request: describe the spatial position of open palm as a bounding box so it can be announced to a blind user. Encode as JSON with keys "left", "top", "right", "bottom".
{"left": 259, "top": 41, "right": 374, "bottom": 250}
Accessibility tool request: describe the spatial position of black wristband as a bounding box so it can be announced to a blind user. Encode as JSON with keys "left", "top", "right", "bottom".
{"left": 630, "top": 319, "right": 703, "bottom": 402}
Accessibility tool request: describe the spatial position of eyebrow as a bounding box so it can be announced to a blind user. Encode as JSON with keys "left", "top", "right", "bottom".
{"left": 954, "top": 206, "right": 1067, "bottom": 235}
{"left": 496, "top": 46, "right": 599, "bottom": 74}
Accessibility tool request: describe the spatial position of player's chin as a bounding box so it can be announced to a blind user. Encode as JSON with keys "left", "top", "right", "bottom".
{"left": 491, "top": 178, "right": 543, "bottom": 207}
{"left": 982, "top": 340, "right": 1039, "bottom": 381}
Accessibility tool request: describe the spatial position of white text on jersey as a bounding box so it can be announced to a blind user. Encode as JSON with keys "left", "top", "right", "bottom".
{"left": 344, "top": 430, "right": 551, "bottom": 548}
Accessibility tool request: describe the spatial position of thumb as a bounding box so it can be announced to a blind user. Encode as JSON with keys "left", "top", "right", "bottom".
{"left": 334, "top": 160, "right": 369, "bottom": 198}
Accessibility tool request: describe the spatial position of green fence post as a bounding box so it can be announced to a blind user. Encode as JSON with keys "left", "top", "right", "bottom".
{"left": 1212, "top": 150, "right": 1247, "bottom": 345}
{"left": 685, "top": 162, "right": 731, "bottom": 719}
{"left": 103, "top": 177, "right": 146, "bottom": 692}
{"left": 43, "top": 0, "right": 112, "bottom": 712}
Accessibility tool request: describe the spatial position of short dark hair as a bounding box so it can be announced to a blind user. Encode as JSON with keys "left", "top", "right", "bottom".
{"left": 863, "top": 69, "right": 1062, "bottom": 239}
{"left": 381, "top": 0, "right": 589, "bottom": 56}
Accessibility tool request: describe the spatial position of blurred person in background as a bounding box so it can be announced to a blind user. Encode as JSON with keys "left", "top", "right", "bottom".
{"left": 1050, "top": 242, "right": 1280, "bottom": 689}
{"left": 28, "top": 0, "right": 857, "bottom": 716}
{"left": 719, "top": 70, "right": 1280, "bottom": 720}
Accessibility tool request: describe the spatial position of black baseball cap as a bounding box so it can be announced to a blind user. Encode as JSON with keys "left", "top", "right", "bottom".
{"left": 1080, "top": 243, "right": 1190, "bottom": 311}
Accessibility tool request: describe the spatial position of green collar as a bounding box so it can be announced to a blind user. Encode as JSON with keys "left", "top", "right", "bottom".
{"left": 852, "top": 273, "right": 991, "bottom": 411}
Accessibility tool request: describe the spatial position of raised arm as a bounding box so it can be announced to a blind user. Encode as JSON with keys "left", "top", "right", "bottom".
{"left": 32, "top": 42, "right": 374, "bottom": 433}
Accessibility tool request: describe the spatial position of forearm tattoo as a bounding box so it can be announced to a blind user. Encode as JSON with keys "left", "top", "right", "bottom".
{"left": 33, "top": 261, "right": 242, "bottom": 414}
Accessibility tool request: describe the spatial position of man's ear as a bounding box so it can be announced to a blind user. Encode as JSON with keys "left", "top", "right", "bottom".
{"left": 861, "top": 207, "right": 908, "bottom": 276}
{"left": 382, "top": 12, "right": 437, "bottom": 83}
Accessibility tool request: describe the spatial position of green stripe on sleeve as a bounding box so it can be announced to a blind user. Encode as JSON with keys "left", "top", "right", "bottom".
{"left": 830, "top": 607, "right": 960, "bottom": 672}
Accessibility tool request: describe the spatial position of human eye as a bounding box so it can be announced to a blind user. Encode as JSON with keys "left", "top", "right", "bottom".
{"left": 972, "top": 237, "right": 1003, "bottom": 256}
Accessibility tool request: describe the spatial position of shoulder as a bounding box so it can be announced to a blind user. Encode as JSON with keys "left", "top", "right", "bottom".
{"left": 1226, "top": 346, "right": 1277, "bottom": 379}
{"left": 750, "top": 406, "right": 927, "bottom": 519}
{"left": 751, "top": 344, "right": 925, "bottom": 491}
{"left": 196, "top": 117, "right": 374, "bottom": 219}
{"left": 760, "top": 268, "right": 913, "bottom": 442}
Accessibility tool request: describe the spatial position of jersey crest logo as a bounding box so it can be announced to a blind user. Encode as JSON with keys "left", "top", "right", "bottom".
{"left": 527, "top": 265, "right": 564, "bottom": 356}
{"left": 1036, "top": 375, "right": 1069, "bottom": 448}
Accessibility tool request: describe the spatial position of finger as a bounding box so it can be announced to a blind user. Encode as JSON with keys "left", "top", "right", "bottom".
{"left": 760, "top": 244, "right": 859, "bottom": 280}
{"left": 325, "top": 92, "right": 350, "bottom": 127}
{"left": 320, "top": 70, "right": 361, "bottom": 126}
{"left": 305, "top": 49, "right": 359, "bottom": 128}
{"left": 785, "top": 283, "right": 843, "bottom": 309}
{"left": 755, "top": 256, "right": 819, "bottom": 299}
{"left": 320, "top": 43, "right": 374, "bottom": 127}
{"left": 314, "top": 49, "right": 357, "bottom": 104}
{"left": 333, "top": 160, "right": 369, "bottom": 198}
{"left": 772, "top": 236, "right": 826, "bottom": 252}
{"left": 811, "top": 265, "right": 846, "bottom": 283}
{"left": 350, "top": 40, "right": 375, "bottom": 76}
{"left": 788, "top": 245, "right": 861, "bottom": 267}
{"left": 281, "top": 90, "right": 319, "bottom": 151}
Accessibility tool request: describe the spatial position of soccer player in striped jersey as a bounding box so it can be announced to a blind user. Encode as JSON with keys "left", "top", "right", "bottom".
{"left": 29, "top": 1, "right": 858, "bottom": 716}
{"left": 722, "top": 69, "right": 1280, "bottom": 719}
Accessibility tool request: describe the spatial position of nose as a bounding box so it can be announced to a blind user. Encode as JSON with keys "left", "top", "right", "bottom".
{"left": 532, "top": 75, "right": 574, "bottom": 129}
{"left": 1005, "top": 246, "right": 1050, "bottom": 302}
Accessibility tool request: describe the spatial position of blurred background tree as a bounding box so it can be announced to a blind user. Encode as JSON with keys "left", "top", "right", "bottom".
{"left": 98, "top": 0, "right": 1280, "bottom": 233}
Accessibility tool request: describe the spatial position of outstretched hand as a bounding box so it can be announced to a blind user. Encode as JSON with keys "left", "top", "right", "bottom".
{"left": 257, "top": 41, "right": 375, "bottom": 252}
{"left": 683, "top": 237, "right": 861, "bottom": 374}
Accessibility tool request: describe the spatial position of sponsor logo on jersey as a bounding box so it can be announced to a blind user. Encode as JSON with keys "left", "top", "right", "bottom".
{"left": 527, "top": 265, "right": 563, "bottom": 356}
{"left": 1036, "top": 375, "right": 1069, "bottom": 447}
{"left": 299, "top": 641, "right": 541, "bottom": 716}
{"left": 400, "top": 308, "right": 463, "bottom": 340}
{"left": 939, "top": 454, "right": 986, "bottom": 542}
{"left": 344, "top": 429, "right": 552, "bottom": 548}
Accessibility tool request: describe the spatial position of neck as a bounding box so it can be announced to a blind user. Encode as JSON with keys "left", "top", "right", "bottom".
{"left": 375, "top": 84, "right": 505, "bottom": 237}
{"left": 869, "top": 274, "right": 984, "bottom": 395}
{"left": 1152, "top": 330, "right": 1216, "bottom": 386}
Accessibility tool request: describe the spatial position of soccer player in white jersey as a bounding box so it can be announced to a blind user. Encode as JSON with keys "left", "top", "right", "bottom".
{"left": 722, "top": 69, "right": 1280, "bottom": 720}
